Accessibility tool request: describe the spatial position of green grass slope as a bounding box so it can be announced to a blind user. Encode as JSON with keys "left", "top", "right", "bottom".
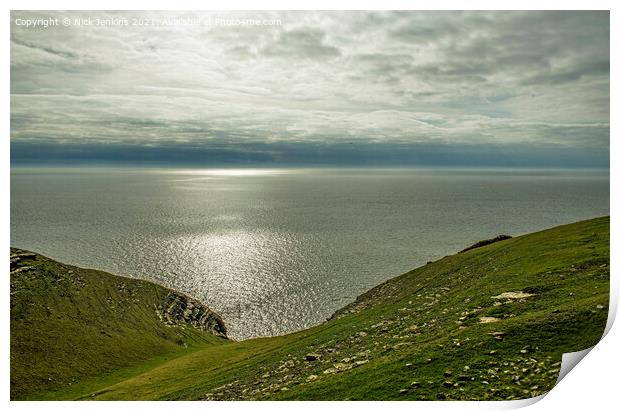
{"left": 11, "top": 217, "right": 610, "bottom": 401}
{"left": 10, "top": 249, "right": 228, "bottom": 400}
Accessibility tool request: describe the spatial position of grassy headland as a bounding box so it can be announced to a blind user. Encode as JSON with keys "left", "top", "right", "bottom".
{"left": 10, "top": 250, "right": 228, "bottom": 400}
{"left": 10, "top": 217, "right": 609, "bottom": 400}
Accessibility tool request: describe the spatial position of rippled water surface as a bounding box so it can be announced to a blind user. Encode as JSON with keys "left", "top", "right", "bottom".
{"left": 10, "top": 168, "right": 609, "bottom": 339}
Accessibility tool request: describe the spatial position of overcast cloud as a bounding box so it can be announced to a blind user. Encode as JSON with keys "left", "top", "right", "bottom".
{"left": 10, "top": 11, "right": 610, "bottom": 167}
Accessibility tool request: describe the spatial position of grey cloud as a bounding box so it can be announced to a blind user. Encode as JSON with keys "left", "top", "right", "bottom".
{"left": 9, "top": 11, "right": 609, "bottom": 167}
{"left": 261, "top": 28, "right": 341, "bottom": 60}
{"left": 11, "top": 35, "right": 78, "bottom": 59}
{"left": 389, "top": 17, "right": 462, "bottom": 42}
{"left": 521, "top": 60, "right": 610, "bottom": 85}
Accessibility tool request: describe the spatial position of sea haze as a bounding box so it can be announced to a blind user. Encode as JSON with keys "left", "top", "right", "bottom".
{"left": 10, "top": 167, "right": 610, "bottom": 339}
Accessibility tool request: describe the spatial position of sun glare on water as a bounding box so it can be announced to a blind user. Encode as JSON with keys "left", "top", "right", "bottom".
{"left": 166, "top": 168, "right": 288, "bottom": 177}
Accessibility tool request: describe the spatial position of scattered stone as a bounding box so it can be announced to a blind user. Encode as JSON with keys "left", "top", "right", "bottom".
{"left": 399, "top": 389, "right": 408, "bottom": 394}
{"left": 11, "top": 252, "right": 36, "bottom": 259}
{"left": 11, "top": 266, "right": 33, "bottom": 274}
{"left": 479, "top": 317, "right": 499, "bottom": 324}
{"left": 334, "top": 363, "right": 353, "bottom": 371}
{"left": 305, "top": 353, "right": 320, "bottom": 361}
{"left": 492, "top": 291, "right": 535, "bottom": 300}
{"left": 306, "top": 374, "right": 318, "bottom": 381}
{"left": 444, "top": 371, "right": 452, "bottom": 377}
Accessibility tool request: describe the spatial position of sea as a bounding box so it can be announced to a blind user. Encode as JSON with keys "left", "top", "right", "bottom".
{"left": 10, "top": 167, "right": 610, "bottom": 339}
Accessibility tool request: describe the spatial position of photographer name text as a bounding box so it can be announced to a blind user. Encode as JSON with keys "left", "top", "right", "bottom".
{"left": 14, "top": 16, "right": 282, "bottom": 29}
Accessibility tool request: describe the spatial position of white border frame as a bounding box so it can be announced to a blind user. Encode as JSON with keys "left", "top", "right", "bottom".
{"left": 3, "top": 2, "right": 616, "bottom": 410}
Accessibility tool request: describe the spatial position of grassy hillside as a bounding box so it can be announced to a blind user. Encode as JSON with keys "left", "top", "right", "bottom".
{"left": 10, "top": 217, "right": 609, "bottom": 400}
{"left": 10, "top": 249, "right": 228, "bottom": 400}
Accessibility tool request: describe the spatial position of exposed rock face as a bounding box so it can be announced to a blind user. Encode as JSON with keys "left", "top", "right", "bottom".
{"left": 10, "top": 250, "right": 36, "bottom": 273}
{"left": 157, "top": 291, "right": 227, "bottom": 338}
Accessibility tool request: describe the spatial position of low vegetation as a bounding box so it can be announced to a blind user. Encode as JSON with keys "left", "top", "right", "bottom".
{"left": 10, "top": 250, "right": 227, "bottom": 400}
{"left": 10, "top": 217, "right": 609, "bottom": 400}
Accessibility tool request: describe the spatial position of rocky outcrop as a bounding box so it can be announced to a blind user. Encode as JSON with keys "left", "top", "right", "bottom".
{"left": 10, "top": 250, "right": 36, "bottom": 273}
{"left": 10, "top": 247, "right": 227, "bottom": 338}
{"left": 156, "top": 291, "right": 227, "bottom": 338}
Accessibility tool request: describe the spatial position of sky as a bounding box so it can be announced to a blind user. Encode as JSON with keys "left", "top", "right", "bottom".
{"left": 10, "top": 11, "right": 610, "bottom": 167}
